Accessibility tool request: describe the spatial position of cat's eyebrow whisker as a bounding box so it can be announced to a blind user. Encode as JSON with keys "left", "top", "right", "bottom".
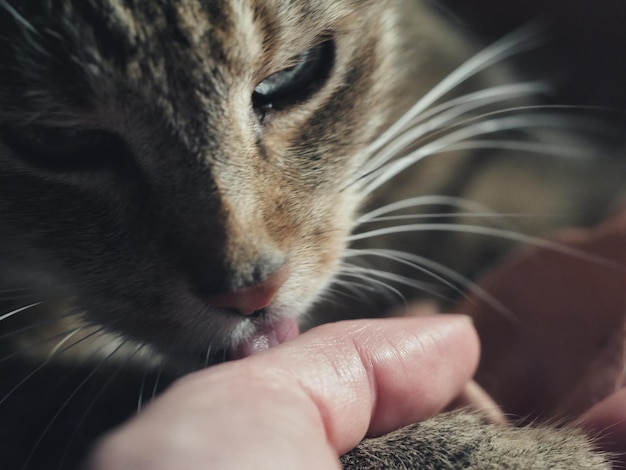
{"left": 0, "top": 301, "right": 42, "bottom": 322}
{"left": 364, "top": 25, "right": 542, "bottom": 161}
{"left": 359, "top": 82, "right": 547, "bottom": 179}
{"left": 345, "top": 248, "right": 518, "bottom": 323}
{"left": 348, "top": 222, "right": 625, "bottom": 271}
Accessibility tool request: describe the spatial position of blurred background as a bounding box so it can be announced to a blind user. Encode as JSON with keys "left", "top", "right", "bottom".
{"left": 439, "top": 0, "right": 626, "bottom": 115}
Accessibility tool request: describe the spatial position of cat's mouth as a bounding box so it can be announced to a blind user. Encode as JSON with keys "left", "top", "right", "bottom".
{"left": 231, "top": 316, "right": 300, "bottom": 359}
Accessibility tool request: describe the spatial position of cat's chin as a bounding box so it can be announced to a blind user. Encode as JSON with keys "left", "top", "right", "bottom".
{"left": 230, "top": 317, "right": 300, "bottom": 360}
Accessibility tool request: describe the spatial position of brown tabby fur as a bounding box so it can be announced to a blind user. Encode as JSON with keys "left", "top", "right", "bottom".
{"left": 0, "top": 0, "right": 623, "bottom": 468}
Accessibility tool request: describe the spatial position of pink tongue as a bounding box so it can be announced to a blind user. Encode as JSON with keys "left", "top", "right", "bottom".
{"left": 236, "top": 318, "right": 300, "bottom": 358}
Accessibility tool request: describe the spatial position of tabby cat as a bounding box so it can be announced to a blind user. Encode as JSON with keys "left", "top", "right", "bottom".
{"left": 0, "top": 0, "right": 623, "bottom": 468}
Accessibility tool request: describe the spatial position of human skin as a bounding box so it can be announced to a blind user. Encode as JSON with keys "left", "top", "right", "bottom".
{"left": 84, "top": 314, "right": 479, "bottom": 470}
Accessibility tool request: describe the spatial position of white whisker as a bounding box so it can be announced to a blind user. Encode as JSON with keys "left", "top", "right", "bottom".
{"left": 0, "top": 309, "right": 84, "bottom": 340}
{"left": 151, "top": 366, "right": 163, "bottom": 401}
{"left": 0, "top": 0, "right": 38, "bottom": 33}
{"left": 0, "top": 327, "right": 106, "bottom": 405}
{"left": 345, "top": 248, "right": 464, "bottom": 297}
{"left": 346, "top": 248, "right": 517, "bottom": 322}
{"left": 349, "top": 222, "right": 624, "bottom": 270}
{"left": 361, "top": 114, "right": 594, "bottom": 194}
{"left": 203, "top": 344, "right": 213, "bottom": 369}
{"left": 137, "top": 365, "right": 150, "bottom": 414}
{"left": 341, "top": 264, "right": 448, "bottom": 302}
{"left": 360, "top": 213, "right": 541, "bottom": 223}
{"left": 357, "top": 83, "right": 547, "bottom": 181}
{"left": 47, "top": 327, "right": 83, "bottom": 358}
{"left": 337, "top": 268, "right": 407, "bottom": 305}
{"left": 23, "top": 340, "right": 128, "bottom": 470}
{"left": 0, "top": 302, "right": 42, "bottom": 322}
{"left": 364, "top": 26, "right": 542, "bottom": 160}
{"left": 58, "top": 343, "right": 148, "bottom": 470}
{"left": 357, "top": 195, "right": 504, "bottom": 224}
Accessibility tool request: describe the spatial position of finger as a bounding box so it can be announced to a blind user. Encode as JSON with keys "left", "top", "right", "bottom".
{"left": 86, "top": 315, "right": 478, "bottom": 469}
{"left": 579, "top": 387, "right": 626, "bottom": 467}
{"left": 249, "top": 314, "right": 480, "bottom": 454}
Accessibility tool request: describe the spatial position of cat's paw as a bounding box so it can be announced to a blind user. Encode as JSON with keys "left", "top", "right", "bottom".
{"left": 341, "top": 411, "right": 610, "bottom": 469}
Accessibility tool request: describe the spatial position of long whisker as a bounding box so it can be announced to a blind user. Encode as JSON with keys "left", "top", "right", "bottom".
{"left": 0, "top": 0, "right": 38, "bottom": 33}
{"left": 137, "top": 363, "right": 150, "bottom": 414}
{"left": 0, "top": 324, "right": 91, "bottom": 365}
{"left": 0, "top": 309, "right": 84, "bottom": 340}
{"left": 337, "top": 268, "right": 407, "bottom": 305}
{"left": 22, "top": 340, "right": 128, "bottom": 470}
{"left": 321, "top": 285, "right": 368, "bottom": 305}
{"left": 360, "top": 213, "right": 541, "bottom": 223}
{"left": 361, "top": 114, "right": 593, "bottom": 194}
{"left": 349, "top": 222, "right": 625, "bottom": 270}
{"left": 0, "top": 302, "right": 42, "bottom": 322}
{"left": 0, "top": 326, "right": 106, "bottom": 405}
{"left": 47, "top": 327, "right": 83, "bottom": 358}
{"left": 364, "top": 25, "right": 542, "bottom": 160}
{"left": 58, "top": 343, "right": 147, "bottom": 470}
{"left": 364, "top": 101, "right": 611, "bottom": 182}
{"left": 345, "top": 248, "right": 464, "bottom": 298}
{"left": 151, "top": 366, "right": 163, "bottom": 401}
{"left": 346, "top": 248, "right": 517, "bottom": 322}
{"left": 357, "top": 195, "right": 508, "bottom": 224}
{"left": 203, "top": 344, "right": 213, "bottom": 369}
{"left": 341, "top": 264, "right": 449, "bottom": 302}
{"left": 357, "top": 82, "right": 547, "bottom": 181}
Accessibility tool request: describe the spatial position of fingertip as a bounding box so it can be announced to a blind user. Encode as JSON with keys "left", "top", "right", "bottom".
{"left": 365, "top": 314, "right": 480, "bottom": 436}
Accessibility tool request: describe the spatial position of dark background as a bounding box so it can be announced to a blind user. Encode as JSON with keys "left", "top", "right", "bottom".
{"left": 439, "top": 0, "right": 626, "bottom": 114}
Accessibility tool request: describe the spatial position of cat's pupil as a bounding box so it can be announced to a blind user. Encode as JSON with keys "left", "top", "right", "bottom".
{"left": 252, "top": 39, "right": 335, "bottom": 111}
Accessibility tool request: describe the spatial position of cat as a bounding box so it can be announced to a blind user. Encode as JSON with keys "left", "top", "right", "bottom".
{"left": 0, "top": 0, "right": 624, "bottom": 468}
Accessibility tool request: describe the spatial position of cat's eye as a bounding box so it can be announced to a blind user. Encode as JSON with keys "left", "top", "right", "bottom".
{"left": 1, "top": 125, "right": 120, "bottom": 170}
{"left": 252, "top": 40, "right": 335, "bottom": 111}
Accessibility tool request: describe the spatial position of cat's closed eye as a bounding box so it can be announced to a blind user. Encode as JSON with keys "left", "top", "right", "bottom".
{"left": 252, "top": 39, "right": 335, "bottom": 112}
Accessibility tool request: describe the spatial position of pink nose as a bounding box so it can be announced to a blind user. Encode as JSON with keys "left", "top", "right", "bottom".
{"left": 204, "top": 264, "right": 290, "bottom": 316}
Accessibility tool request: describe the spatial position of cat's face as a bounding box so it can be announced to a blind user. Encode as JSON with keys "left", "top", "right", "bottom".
{"left": 0, "top": 0, "right": 402, "bottom": 358}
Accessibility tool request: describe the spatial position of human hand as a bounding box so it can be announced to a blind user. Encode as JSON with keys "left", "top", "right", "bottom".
{"left": 84, "top": 314, "right": 479, "bottom": 470}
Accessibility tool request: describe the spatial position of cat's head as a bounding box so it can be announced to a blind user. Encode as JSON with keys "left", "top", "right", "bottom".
{"left": 0, "top": 0, "right": 405, "bottom": 359}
